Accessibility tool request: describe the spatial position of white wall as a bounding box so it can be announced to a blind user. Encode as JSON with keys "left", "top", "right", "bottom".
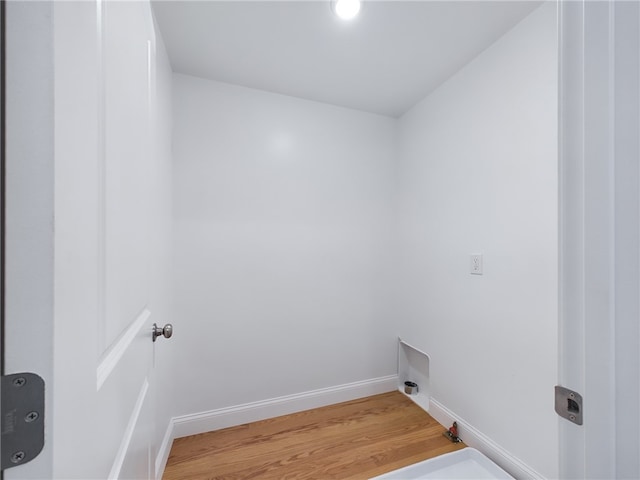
{"left": 168, "top": 5, "right": 558, "bottom": 477}
{"left": 396, "top": 3, "right": 558, "bottom": 478}
{"left": 171, "top": 74, "right": 397, "bottom": 417}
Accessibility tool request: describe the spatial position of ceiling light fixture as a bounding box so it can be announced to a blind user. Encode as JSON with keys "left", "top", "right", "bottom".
{"left": 332, "top": 0, "right": 361, "bottom": 21}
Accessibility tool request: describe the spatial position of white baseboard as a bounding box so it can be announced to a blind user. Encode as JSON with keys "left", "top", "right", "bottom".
{"left": 428, "top": 398, "right": 544, "bottom": 479}
{"left": 154, "top": 375, "right": 398, "bottom": 480}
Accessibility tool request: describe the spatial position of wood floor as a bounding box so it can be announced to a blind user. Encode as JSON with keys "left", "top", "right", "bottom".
{"left": 162, "top": 391, "right": 466, "bottom": 480}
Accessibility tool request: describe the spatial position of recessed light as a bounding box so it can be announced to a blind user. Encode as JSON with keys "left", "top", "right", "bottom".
{"left": 332, "top": 0, "right": 361, "bottom": 21}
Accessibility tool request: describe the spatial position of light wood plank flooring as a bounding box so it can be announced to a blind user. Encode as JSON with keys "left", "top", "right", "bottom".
{"left": 163, "top": 391, "right": 465, "bottom": 480}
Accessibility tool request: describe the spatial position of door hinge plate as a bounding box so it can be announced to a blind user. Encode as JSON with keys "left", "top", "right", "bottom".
{"left": 1, "top": 372, "right": 45, "bottom": 470}
{"left": 555, "top": 385, "right": 583, "bottom": 425}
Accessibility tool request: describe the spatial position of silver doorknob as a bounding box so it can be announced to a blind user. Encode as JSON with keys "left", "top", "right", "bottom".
{"left": 152, "top": 323, "right": 173, "bottom": 342}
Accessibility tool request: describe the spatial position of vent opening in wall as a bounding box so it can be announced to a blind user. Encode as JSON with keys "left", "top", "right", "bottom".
{"left": 398, "top": 338, "right": 430, "bottom": 411}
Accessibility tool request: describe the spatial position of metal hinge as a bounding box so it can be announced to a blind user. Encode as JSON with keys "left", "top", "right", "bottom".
{"left": 555, "top": 385, "right": 583, "bottom": 425}
{"left": 1, "top": 373, "right": 45, "bottom": 470}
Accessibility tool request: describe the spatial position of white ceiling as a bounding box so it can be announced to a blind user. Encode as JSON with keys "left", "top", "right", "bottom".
{"left": 152, "top": 1, "right": 542, "bottom": 118}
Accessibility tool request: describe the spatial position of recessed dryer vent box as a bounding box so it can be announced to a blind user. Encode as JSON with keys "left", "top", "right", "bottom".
{"left": 398, "top": 338, "right": 430, "bottom": 412}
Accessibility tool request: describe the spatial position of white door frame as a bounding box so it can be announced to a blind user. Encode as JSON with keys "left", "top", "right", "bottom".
{"left": 559, "top": 0, "right": 639, "bottom": 477}
{"left": 3, "top": 2, "right": 55, "bottom": 477}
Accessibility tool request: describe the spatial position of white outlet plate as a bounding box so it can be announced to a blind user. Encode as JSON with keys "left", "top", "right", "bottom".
{"left": 470, "top": 254, "right": 483, "bottom": 275}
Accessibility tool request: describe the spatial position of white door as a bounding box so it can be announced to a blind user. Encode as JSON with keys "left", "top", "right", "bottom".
{"left": 4, "top": 1, "right": 169, "bottom": 478}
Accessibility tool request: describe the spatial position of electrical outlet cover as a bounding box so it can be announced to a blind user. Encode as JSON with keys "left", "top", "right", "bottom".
{"left": 470, "top": 254, "right": 483, "bottom": 275}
